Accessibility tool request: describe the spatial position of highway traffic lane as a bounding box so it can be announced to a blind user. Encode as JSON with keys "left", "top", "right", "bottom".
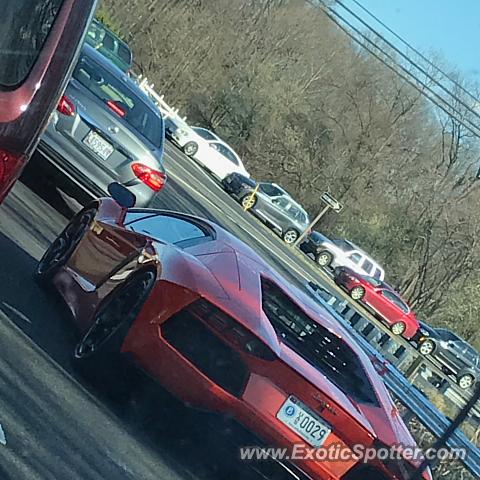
{"left": 0, "top": 183, "right": 273, "bottom": 480}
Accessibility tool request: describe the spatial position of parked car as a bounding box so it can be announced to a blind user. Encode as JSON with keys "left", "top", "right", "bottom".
{"left": 416, "top": 323, "right": 480, "bottom": 389}
{"left": 222, "top": 173, "right": 291, "bottom": 200}
{"left": 334, "top": 267, "right": 419, "bottom": 339}
{"left": 223, "top": 175, "right": 310, "bottom": 244}
{"left": 84, "top": 18, "right": 133, "bottom": 72}
{"left": 35, "top": 185, "right": 431, "bottom": 480}
{"left": 0, "top": 0, "right": 97, "bottom": 204}
{"left": 312, "top": 237, "right": 385, "bottom": 281}
{"left": 299, "top": 230, "right": 333, "bottom": 259}
{"left": 37, "top": 44, "right": 166, "bottom": 207}
{"left": 168, "top": 124, "right": 249, "bottom": 180}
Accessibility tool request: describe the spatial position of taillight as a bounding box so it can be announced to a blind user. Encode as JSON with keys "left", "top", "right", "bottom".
{"left": 131, "top": 163, "right": 166, "bottom": 192}
{"left": 106, "top": 100, "right": 126, "bottom": 117}
{"left": 57, "top": 95, "right": 75, "bottom": 116}
{"left": 0, "top": 150, "right": 24, "bottom": 203}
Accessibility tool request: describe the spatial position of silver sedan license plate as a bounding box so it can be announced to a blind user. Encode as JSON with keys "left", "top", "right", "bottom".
{"left": 83, "top": 131, "right": 114, "bottom": 160}
{"left": 277, "top": 396, "right": 331, "bottom": 448}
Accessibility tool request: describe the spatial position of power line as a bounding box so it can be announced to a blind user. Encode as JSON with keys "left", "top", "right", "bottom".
{"left": 350, "top": 0, "right": 480, "bottom": 105}
{"left": 308, "top": 0, "right": 480, "bottom": 139}
{"left": 332, "top": 0, "right": 480, "bottom": 128}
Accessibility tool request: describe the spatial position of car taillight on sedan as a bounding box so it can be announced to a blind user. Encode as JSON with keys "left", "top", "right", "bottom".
{"left": 131, "top": 163, "right": 166, "bottom": 192}
{"left": 56, "top": 95, "right": 75, "bottom": 117}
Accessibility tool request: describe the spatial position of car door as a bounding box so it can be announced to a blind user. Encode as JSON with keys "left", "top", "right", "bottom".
{"left": 0, "top": 0, "right": 97, "bottom": 203}
{"left": 374, "top": 289, "right": 404, "bottom": 323}
{"left": 344, "top": 251, "right": 363, "bottom": 273}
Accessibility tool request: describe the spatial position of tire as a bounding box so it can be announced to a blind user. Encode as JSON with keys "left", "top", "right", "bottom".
{"left": 350, "top": 286, "right": 365, "bottom": 301}
{"left": 35, "top": 208, "right": 96, "bottom": 285}
{"left": 457, "top": 373, "right": 475, "bottom": 390}
{"left": 283, "top": 229, "right": 299, "bottom": 244}
{"left": 73, "top": 270, "right": 156, "bottom": 367}
{"left": 183, "top": 141, "right": 198, "bottom": 156}
{"left": 240, "top": 193, "right": 257, "bottom": 210}
{"left": 418, "top": 339, "right": 436, "bottom": 356}
{"left": 316, "top": 250, "right": 333, "bottom": 267}
{"left": 391, "top": 321, "right": 406, "bottom": 336}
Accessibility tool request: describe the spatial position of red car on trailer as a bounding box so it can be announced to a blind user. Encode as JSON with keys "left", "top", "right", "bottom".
{"left": 36, "top": 186, "right": 431, "bottom": 480}
{"left": 334, "top": 267, "right": 420, "bottom": 340}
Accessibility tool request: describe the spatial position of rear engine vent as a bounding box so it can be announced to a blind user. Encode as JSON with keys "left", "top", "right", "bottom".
{"left": 162, "top": 306, "right": 250, "bottom": 397}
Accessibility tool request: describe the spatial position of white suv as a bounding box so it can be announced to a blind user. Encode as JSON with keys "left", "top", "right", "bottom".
{"left": 316, "top": 239, "right": 385, "bottom": 280}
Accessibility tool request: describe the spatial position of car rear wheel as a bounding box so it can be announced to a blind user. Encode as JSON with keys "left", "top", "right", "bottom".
{"left": 183, "top": 141, "right": 198, "bottom": 156}
{"left": 418, "top": 339, "right": 436, "bottom": 356}
{"left": 74, "top": 270, "right": 156, "bottom": 364}
{"left": 391, "top": 322, "right": 406, "bottom": 336}
{"left": 35, "top": 208, "right": 96, "bottom": 285}
{"left": 457, "top": 373, "right": 475, "bottom": 390}
{"left": 350, "top": 286, "right": 365, "bottom": 301}
{"left": 283, "top": 229, "right": 299, "bottom": 244}
{"left": 316, "top": 251, "right": 333, "bottom": 267}
{"left": 241, "top": 193, "right": 257, "bottom": 210}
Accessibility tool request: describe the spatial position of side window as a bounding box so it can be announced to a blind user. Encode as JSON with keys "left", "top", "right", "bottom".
{"left": 117, "top": 43, "right": 132, "bottom": 65}
{"left": 348, "top": 252, "right": 362, "bottom": 264}
{"left": 217, "top": 144, "right": 239, "bottom": 165}
{"left": 125, "top": 213, "right": 210, "bottom": 247}
{"left": 373, "top": 268, "right": 382, "bottom": 280}
{"left": 381, "top": 290, "right": 409, "bottom": 313}
{"left": 362, "top": 258, "right": 374, "bottom": 274}
{"left": 102, "top": 33, "right": 115, "bottom": 52}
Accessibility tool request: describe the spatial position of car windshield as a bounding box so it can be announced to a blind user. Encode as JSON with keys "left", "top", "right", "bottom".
{"left": 1, "top": 0, "right": 64, "bottom": 88}
{"left": 261, "top": 278, "right": 379, "bottom": 406}
{"left": 193, "top": 127, "right": 217, "bottom": 140}
{"left": 73, "top": 52, "right": 164, "bottom": 147}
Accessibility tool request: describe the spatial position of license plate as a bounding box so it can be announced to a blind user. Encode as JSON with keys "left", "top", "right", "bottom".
{"left": 277, "top": 396, "right": 331, "bottom": 448}
{"left": 83, "top": 131, "right": 114, "bottom": 160}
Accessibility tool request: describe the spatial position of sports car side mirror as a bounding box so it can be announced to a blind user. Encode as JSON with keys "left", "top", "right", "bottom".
{"left": 107, "top": 182, "right": 136, "bottom": 208}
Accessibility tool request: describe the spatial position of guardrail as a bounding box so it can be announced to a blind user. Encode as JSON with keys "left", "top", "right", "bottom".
{"left": 305, "top": 282, "right": 480, "bottom": 477}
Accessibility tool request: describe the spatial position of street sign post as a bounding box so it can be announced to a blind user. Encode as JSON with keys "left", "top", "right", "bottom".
{"left": 293, "top": 192, "right": 343, "bottom": 247}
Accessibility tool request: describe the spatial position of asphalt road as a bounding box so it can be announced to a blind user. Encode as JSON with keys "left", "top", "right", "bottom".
{"left": 0, "top": 142, "right": 339, "bottom": 480}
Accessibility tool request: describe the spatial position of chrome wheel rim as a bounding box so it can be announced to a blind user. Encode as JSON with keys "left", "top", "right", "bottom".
{"left": 317, "top": 253, "right": 331, "bottom": 266}
{"left": 284, "top": 230, "right": 298, "bottom": 244}
{"left": 241, "top": 195, "right": 256, "bottom": 209}
{"left": 419, "top": 340, "right": 434, "bottom": 355}
{"left": 391, "top": 322, "right": 406, "bottom": 335}
{"left": 459, "top": 375, "right": 474, "bottom": 389}
{"left": 184, "top": 142, "right": 197, "bottom": 155}
{"left": 351, "top": 287, "right": 364, "bottom": 300}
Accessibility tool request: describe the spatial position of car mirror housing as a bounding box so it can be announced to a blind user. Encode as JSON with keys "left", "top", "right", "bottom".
{"left": 107, "top": 182, "right": 136, "bottom": 208}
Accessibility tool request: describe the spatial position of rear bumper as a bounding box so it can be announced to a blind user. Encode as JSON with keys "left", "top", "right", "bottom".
{"left": 37, "top": 138, "right": 156, "bottom": 207}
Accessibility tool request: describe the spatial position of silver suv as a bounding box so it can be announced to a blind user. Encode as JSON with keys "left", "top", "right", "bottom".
{"left": 314, "top": 238, "right": 385, "bottom": 280}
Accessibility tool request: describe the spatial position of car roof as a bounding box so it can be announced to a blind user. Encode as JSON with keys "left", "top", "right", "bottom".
{"left": 335, "top": 239, "right": 383, "bottom": 270}
{"left": 80, "top": 44, "right": 157, "bottom": 109}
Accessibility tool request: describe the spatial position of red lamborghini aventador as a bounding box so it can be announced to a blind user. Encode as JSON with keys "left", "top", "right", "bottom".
{"left": 36, "top": 187, "right": 431, "bottom": 480}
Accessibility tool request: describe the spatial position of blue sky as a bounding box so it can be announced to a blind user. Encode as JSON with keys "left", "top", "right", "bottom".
{"left": 344, "top": 0, "right": 480, "bottom": 80}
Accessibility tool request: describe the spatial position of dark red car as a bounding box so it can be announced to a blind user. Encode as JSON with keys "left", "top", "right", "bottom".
{"left": 334, "top": 267, "right": 420, "bottom": 340}
{"left": 35, "top": 188, "right": 431, "bottom": 480}
{"left": 0, "top": 0, "right": 97, "bottom": 203}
